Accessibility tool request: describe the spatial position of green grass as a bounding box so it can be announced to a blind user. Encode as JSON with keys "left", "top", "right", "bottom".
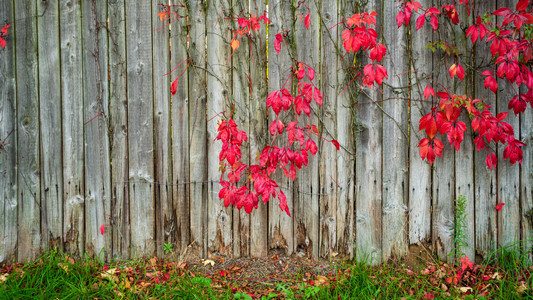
{"left": 1, "top": 245, "right": 533, "bottom": 299}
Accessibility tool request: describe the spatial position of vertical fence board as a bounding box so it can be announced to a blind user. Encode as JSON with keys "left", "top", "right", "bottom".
{"left": 267, "top": 0, "right": 294, "bottom": 256}
{"left": 249, "top": 0, "right": 269, "bottom": 258}
{"left": 497, "top": 0, "right": 521, "bottom": 248}
{"left": 206, "top": 0, "right": 232, "bottom": 256}
{"left": 521, "top": 86, "right": 533, "bottom": 255}
{"left": 355, "top": 0, "right": 383, "bottom": 265}
{"left": 408, "top": 0, "right": 433, "bottom": 246}
{"left": 108, "top": 0, "right": 129, "bottom": 259}
{"left": 382, "top": 0, "right": 409, "bottom": 260}
{"left": 37, "top": 0, "right": 63, "bottom": 252}
{"left": 294, "top": 0, "right": 320, "bottom": 259}
{"left": 0, "top": 0, "right": 17, "bottom": 264}
{"left": 61, "top": 0, "right": 85, "bottom": 258}
{"left": 318, "top": 0, "right": 338, "bottom": 258}
{"left": 454, "top": 4, "right": 475, "bottom": 259}
{"left": 152, "top": 1, "right": 173, "bottom": 257}
{"left": 82, "top": 0, "right": 111, "bottom": 260}
{"left": 336, "top": 0, "right": 355, "bottom": 259}
{"left": 188, "top": 0, "right": 208, "bottom": 257}
{"left": 15, "top": 0, "right": 41, "bottom": 262}
{"left": 126, "top": 1, "right": 155, "bottom": 257}
{"left": 473, "top": 1, "right": 497, "bottom": 259}
{"left": 171, "top": 2, "right": 190, "bottom": 254}
{"left": 231, "top": 0, "right": 251, "bottom": 258}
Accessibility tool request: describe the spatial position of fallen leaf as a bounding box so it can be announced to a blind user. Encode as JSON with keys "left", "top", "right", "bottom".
{"left": 202, "top": 259, "right": 215, "bottom": 267}
{"left": 0, "top": 274, "right": 7, "bottom": 283}
{"left": 315, "top": 275, "right": 329, "bottom": 286}
{"left": 492, "top": 272, "right": 501, "bottom": 280}
{"left": 517, "top": 283, "right": 528, "bottom": 294}
{"left": 58, "top": 263, "right": 70, "bottom": 274}
{"left": 457, "top": 286, "right": 472, "bottom": 293}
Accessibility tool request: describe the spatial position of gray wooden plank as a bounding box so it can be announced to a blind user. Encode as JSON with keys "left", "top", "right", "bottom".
{"left": 108, "top": 0, "right": 129, "bottom": 259}
{"left": 0, "top": 0, "right": 17, "bottom": 264}
{"left": 354, "top": 0, "right": 383, "bottom": 265}
{"left": 170, "top": 2, "right": 190, "bottom": 255}
{"left": 497, "top": 0, "right": 521, "bottom": 248}
{"left": 267, "top": 0, "right": 294, "bottom": 256}
{"left": 319, "top": 0, "right": 338, "bottom": 258}
{"left": 454, "top": 4, "right": 475, "bottom": 260}
{"left": 152, "top": 1, "right": 173, "bottom": 258}
{"left": 82, "top": 0, "right": 111, "bottom": 260}
{"left": 126, "top": 1, "right": 155, "bottom": 257}
{"left": 408, "top": 0, "right": 433, "bottom": 246}
{"left": 473, "top": 1, "right": 497, "bottom": 259}
{"left": 61, "top": 0, "right": 85, "bottom": 258}
{"left": 520, "top": 85, "right": 533, "bottom": 257}
{"left": 15, "top": 0, "right": 41, "bottom": 262}
{"left": 37, "top": 0, "right": 63, "bottom": 252}
{"left": 336, "top": 0, "right": 355, "bottom": 260}
{"left": 294, "top": 0, "right": 320, "bottom": 259}
{"left": 231, "top": 0, "right": 251, "bottom": 258}
{"left": 382, "top": 0, "right": 409, "bottom": 260}
{"left": 249, "top": 0, "right": 268, "bottom": 259}
{"left": 188, "top": 0, "right": 208, "bottom": 257}
{"left": 206, "top": 0, "right": 232, "bottom": 256}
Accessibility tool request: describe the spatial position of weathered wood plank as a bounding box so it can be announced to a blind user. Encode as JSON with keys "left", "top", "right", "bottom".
{"left": 37, "top": 0, "right": 63, "bottom": 253}
{"left": 473, "top": 1, "right": 497, "bottom": 259}
{"left": 294, "top": 0, "right": 320, "bottom": 259}
{"left": 354, "top": 0, "right": 383, "bottom": 265}
{"left": 231, "top": 0, "right": 251, "bottom": 258}
{"left": 454, "top": 4, "right": 475, "bottom": 260}
{"left": 408, "top": 0, "right": 433, "bottom": 247}
{"left": 188, "top": 0, "right": 208, "bottom": 257}
{"left": 152, "top": 1, "right": 173, "bottom": 257}
{"left": 497, "top": 0, "right": 521, "bottom": 248}
{"left": 381, "top": 0, "right": 409, "bottom": 260}
{"left": 170, "top": 2, "right": 190, "bottom": 255}
{"left": 520, "top": 85, "right": 533, "bottom": 256}
{"left": 82, "top": 0, "right": 111, "bottom": 260}
{"left": 336, "top": 0, "right": 355, "bottom": 260}
{"left": 318, "top": 0, "right": 338, "bottom": 258}
{"left": 249, "top": 0, "right": 269, "bottom": 258}
{"left": 15, "top": 0, "right": 41, "bottom": 262}
{"left": 108, "top": 0, "right": 129, "bottom": 259}
{"left": 267, "top": 0, "right": 294, "bottom": 256}
{"left": 61, "top": 0, "right": 85, "bottom": 259}
{"left": 0, "top": 0, "right": 17, "bottom": 263}
{"left": 206, "top": 0, "right": 232, "bottom": 256}
{"left": 126, "top": 1, "right": 155, "bottom": 257}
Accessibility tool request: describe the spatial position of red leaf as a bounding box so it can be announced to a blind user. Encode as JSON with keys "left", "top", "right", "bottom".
{"left": 100, "top": 224, "right": 106, "bottom": 235}
{"left": 424, "top": 85, "right": 435, "bottom": 99}
{"left": 396, "top": 11, "right": 405, "bottom": 28}
{"left": 0, "top": 37, "right": 5, "bottom": 49}
{"left": 305, "top": 139, "right": 317, "bottom": 155}
{"left": 430, "top": 15, "right": 439, "bottom": 31}
{"left": 449, "top": 64, "right": 457, "bottom": 79}
{"left": 456, "top": 64, "right": 465, "bottom": 81}
{"left": 278, "top": 190, "right": 290, "bottom": 216}
{"left": 493, "top": 7, "right": 512, "bottom": 16}
{"left": 307, "top": 67, "right": 315, "bottom": 81}
{"left": 495, "top": 202, "right": 505, "bottom": 211}
{"left": 171, "top": 78, "right": 178, "bottom": 96}
{"left": 424, "top": 293, "right": 435, "bottom": 299}
{"left": 305, "top": 14, "right": 310, "bottom": 29}
{"left": 416, "top": 14, "right": 426, "bottom": 30}
{"left": 517, "top": 0, "right": 530, "bottom": 12}
{"left": 274, "top": 33, "right": 283, "bottom": 54}
{"left": 486, "top": 152, "right": 497, "bottom": 170}
{"left": 331, "top": 139, "right": 340, "bottom": 151}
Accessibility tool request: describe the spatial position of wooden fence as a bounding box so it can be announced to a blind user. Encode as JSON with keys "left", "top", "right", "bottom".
{"left": 0, "top": 0, "right": 532, "bottom": 264}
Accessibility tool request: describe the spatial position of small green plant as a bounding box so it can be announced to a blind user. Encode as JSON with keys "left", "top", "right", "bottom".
{"left": 191, "top": 276, "right": 212, "bottom": 287}
{"left": 451, "top": 194, "right": 468, "bottom": 258}
{"left": 163, "top": 242, "right": 173, "bottom": 254}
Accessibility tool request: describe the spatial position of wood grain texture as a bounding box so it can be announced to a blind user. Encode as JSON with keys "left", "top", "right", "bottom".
{"left": 126, "top": 0, "right": 154, "bottom": 257}
{"left": 0, "top": 0, "right": 17, "bottom": 264}
{"left": 336, "top": 0, "right": 355, "bottom": 259}
{"left": 267, "top": 0, "right": 294, "bottom": 256}
{"left": 408, "top": 0, "right": 433, "bottom": 246}
{"left": 171, "top": 1, "right": 190, "bottom": 254}
{"left": 108, "top": 0, "right": 129, "bottom": 259}
{"left": 249, "top": 0, "right": 269, "bottom": 259}
{"left": 188, "top": 0, "right": 208, "bottom": 257}
{"left": 294, "top": 0, "right": 320, "bottom": 259}
{"left": 82, "top": 0, "right": 111, "bottom": 261}
{"left": 37, "top": 0, "right": 63, "bottom": 253}
{"left": 152, "top": 1, "right": 173, "bottom": 257}
{"left": 15, "top": 0, "right": 41, "bottom": 262}
{"left": 354, "top": 0, "right": 382, "bottom": 265}
{"left": 61, "top": 0, "right": 85, "bottom": 258}
{"left": 381, "top": 0, "right": 409, "bottom": 260}
{"left": 520, "top": 85, "right": 533, "bottom": 257}
{"left": 497, "top": 0, "right": 521, "bottom": 248}
{"left": 319, "top": 0, "right": 338, "bottom": 258}
{"left": 206, "top": 0, "right": 232, "bottom": 256}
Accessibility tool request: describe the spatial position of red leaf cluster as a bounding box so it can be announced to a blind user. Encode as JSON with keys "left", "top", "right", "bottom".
{"left": 0, "top": 22, "right": 11, "bottom": 49}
